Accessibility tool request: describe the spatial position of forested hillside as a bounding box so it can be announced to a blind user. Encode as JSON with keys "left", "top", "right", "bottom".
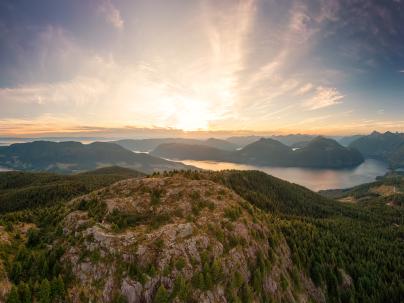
{"left": 0, "top": 168, "right": 402, "bottom": 302}
{"left": 0, "top": 167, "right": 145, "bottom": 213}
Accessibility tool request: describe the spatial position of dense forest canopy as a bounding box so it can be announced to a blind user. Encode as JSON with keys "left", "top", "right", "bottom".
{"left": 0, "top": 167, "right": 401, "bottom": 302}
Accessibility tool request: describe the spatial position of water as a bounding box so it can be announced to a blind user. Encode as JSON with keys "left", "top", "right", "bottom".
{"left": 179, "top": 159, "right": 389, "bottom": 191}
{"left": 0, "top": 166, "right": 13, "bottom": 172}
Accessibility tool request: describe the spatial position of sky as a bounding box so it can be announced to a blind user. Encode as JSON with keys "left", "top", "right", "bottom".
{"left": 0, "top": 0, "right": 403, "bottom": 137}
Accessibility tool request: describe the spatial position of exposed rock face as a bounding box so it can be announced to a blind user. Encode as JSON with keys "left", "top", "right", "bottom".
{"left": 60, "top": 175, "right": 323, "bottom": 302}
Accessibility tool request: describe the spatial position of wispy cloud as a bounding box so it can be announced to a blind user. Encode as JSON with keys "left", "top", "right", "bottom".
{"left": 98, "top": 0, "right": 124, "bottom": 30}
{"left": 304, "top": 87, "right": 344, "bottom": 110}
{"left": 2, "top": 0, "right": 403, "bottom": 136}
{"left": 295, "top": 83, "right": 314, "bottom": 96}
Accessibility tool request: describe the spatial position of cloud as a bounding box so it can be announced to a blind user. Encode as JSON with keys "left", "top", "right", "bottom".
{"left": 4, "top": 0, "right": 390, "bottom": 135}
{"left": 98, "top": 0, "right": 124, "bottom": 29}
{"left": 295, "top": 83, "right": 314, "bottom": 96}
{"left": 0, "top": 25, "right": 89, "bottom": 86}
{"left": 399, "top": 70, "right": 404, "bottom": 73}
{"left": 0, "top": 76, "right": 107, "bottom": 106}
{"left": 304, "top": 86, "right": 344, "bottom": 110}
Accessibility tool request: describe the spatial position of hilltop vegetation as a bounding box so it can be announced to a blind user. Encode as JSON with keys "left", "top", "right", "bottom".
{"left": 0, "top": 141, "right": 193, "bottom": 174}
{"left": 0, "top": 168, "right": 402, "bottom": 302}
{"left": 0, "top": 170, "right": 319, "bottom": 303}
{"left": 0, "top": 167, "right": 145, "bottom": 213}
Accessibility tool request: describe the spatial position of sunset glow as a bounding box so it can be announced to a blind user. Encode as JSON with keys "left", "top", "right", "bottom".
{"left": 0, "top": 0, "right": 403, "bottom": 136}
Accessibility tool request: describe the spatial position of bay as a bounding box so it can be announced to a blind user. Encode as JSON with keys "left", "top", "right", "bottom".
{"left": 179, "top": 159, "right": 389, "bottom": 191}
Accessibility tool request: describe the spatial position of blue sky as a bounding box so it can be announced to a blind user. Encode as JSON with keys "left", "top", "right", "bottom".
{"left": 0, "top": 0, "right": 403, "bottom": 136}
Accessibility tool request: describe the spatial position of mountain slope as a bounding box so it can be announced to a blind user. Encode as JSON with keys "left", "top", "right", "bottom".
{"left": 152, "top": 137, "right": 364, "bottom": 168}
{"left": 0, "top": 174, "right": 324, "bottom": 303}
{"left": 291, "top": 137, "right": 364, "bottom": 168}
{"left": 204, "top": 138, "right": 238, "bottom": 151}
{"left": 0, "top": 167, "right": 145, "bottom": 213}
{"left": 151, "top": 143, "right": 233, "bottom": 161}
{"left": 349, "top": 131, "right": 404, "bottom": 159}
{"left": 114, "top": 138, "right": 237, "bottom": 153}
{"left": 337, "top": 135, "right": 364, "bottom": 147}
{"left": 0, "top": 170, "right": 402, "bottom": 302}
{"left": 270, "top": 134, "right": 316, "bottom": 146}
{"left": 113, "top": 138, "right": 202, "bottom": 152}
{"left": 320, "top": 172, "right": 404, "bottom": 210}
{"left": 349, "top": 131, "right": 404, "bottom": 168}
{"left": 0, "top": 141, "right": 193, "bottom": 174}
{"left": 236, "top": 138, "right": 292, "bottom": 166}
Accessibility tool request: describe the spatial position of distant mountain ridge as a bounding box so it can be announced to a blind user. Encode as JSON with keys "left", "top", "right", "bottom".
{"left": 237, "top": 138, "right": 292, "bottom": 166}
{"left": 0, "top": 141, "right": 194, "bottom": 174}
{"left": 349, "top": 131, "right": 404, "bottom": 168}
{"left": 226, "top": 134, "right": 318, "bottom": 147}
{"left": 152, "top": 143, "right": 233, "bottom": 161}
{"left": 226, "top": 134, "right": 363, "bottom": 148}
{"left": 151, "top": 136, "right": 364, "bottom": 168}
{"left": 114, "top": 137, "right": 238, "bottom": 152}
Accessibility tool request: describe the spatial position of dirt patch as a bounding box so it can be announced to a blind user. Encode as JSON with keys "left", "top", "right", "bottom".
{"left": 0, "top": 226, "right": 10, "bottom": 245}
{"left": 338, "top": 196, "right": 356, "bottom": 203}
{"left": 370, "top": 185, "right": 399, "bottom": 196}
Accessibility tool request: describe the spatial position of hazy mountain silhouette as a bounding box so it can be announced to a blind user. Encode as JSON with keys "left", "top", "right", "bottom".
{"left": 0, "top": 141, "right": 194, "bottom": 173}
{"left": 151, "top": 136, "right": 364, "bottom": 168}
{"left": 114, "top": 137, "right": 237, "bottom": 152}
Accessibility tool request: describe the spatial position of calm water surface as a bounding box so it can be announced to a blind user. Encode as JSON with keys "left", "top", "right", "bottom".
{"left": 0, "top": 166, "right": 13, "bottom": 172}
{"left": 180, "top": 159, "right": 389, "bottom": 191}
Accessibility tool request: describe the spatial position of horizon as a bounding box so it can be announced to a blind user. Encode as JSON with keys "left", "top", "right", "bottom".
{"left": 0, "top": 126, "right": 401, "bottom": 140}
{"left": 1, "top": 0, "right": 404, "bottom": 136}
{"left": 0, "top": 129, "right": 399, "bottom": 142}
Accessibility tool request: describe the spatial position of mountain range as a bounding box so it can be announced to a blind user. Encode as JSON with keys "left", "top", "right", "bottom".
{"left": 113, "top": 138, "right": 238, "bottom": 152}
{"left": 152, "top": 136, "right": 364, "bottom": 169}
{"left": 0, "top": 141, "right": 193, "bottom": 174}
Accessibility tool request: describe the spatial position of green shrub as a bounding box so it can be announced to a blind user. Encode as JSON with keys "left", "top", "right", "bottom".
{"left": 224, "top": 207, "right": 242, "bottom": 221}
{"left": 175, "top": 257, "right": 186, "bottom": 271}
{"left": 153, "top": 284, "right": 169, "bottom": 303}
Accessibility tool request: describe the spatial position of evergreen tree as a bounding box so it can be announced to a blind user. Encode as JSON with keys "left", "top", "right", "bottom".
{"left": 240, "top": 283, "right": 253, "bottom": 303}
{"left": 173, "top": 276, "right": 189, "bottom": 301}
{"left": 38, "top": 279, "right": 51, "bottom": 303}
{"left": 153, "top": 284, "right": 169, "bottom": 303}
{"left": 197, "top": 272, "right": 205, "bottom": 290}
{"left": 17, "top": 282, "right": 31, "bottom": 303}
{"left": 50, "top": 275, "right": 65, "bottom": 301}
{"left": 211, "top": 258, "right": 222, "bottom": 281}
{"left": 10, "top": 262, "right": 22, "bottom": 283}
{"left": 6, "top": 286, "right": 20, "bottom": 303}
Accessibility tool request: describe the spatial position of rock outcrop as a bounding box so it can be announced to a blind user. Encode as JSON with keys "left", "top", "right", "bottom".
{"left": 58, "top": 175, "right": 323, "bottom": 302}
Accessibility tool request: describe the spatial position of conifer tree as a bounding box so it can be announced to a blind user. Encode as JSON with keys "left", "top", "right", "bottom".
{"left": 153, "top": 284, "right": 169, "bottom": 303}
{"left": 17, "top": 282, "right": 31, "bottom": 303}
{"left": 6, "top": 286, "right": 20, "bottom": 303}
{"left": 39, "top": 279, "right": 51, "bottom": 303}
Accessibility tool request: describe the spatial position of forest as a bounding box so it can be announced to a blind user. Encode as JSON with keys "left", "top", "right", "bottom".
{"left": 0, "top": 168, "right": 402, "bottom": 302}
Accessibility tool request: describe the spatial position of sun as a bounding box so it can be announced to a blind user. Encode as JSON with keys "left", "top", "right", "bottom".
{"left": 172, "top": 97, "right": 211, "bottom": 131}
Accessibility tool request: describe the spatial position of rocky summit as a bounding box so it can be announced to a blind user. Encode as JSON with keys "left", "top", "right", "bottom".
{"left": 59, "top": 175, "right": 322, "bottom": 303}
